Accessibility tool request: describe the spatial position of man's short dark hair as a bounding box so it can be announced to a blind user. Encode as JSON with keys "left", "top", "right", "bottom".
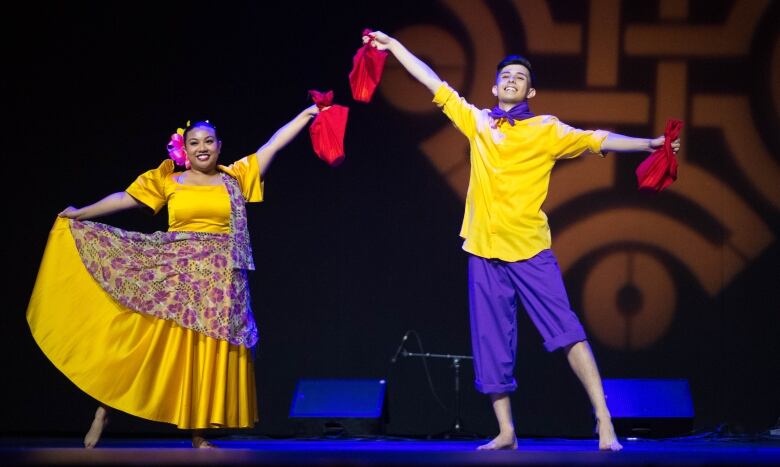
{"left": 496, "top": 55, "right": 535, "bottom": 86}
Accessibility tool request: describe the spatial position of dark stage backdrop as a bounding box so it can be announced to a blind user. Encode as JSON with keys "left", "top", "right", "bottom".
{"left": 5, "top": 0, "right": 779, "bottom": 439}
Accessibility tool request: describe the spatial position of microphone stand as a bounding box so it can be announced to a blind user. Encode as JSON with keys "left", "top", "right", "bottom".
{"left": 397, "top": 349, "right": 481, "bottom": 439}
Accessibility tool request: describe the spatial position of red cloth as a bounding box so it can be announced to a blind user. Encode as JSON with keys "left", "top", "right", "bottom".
{"left": 309, "top": 90, "right": 349, "bottom": 167}
{"left": 635, "top": 119, "right": 684, "bottom": 192}
{"left": 349, "top": 29, "right": 388, "bottom": 103}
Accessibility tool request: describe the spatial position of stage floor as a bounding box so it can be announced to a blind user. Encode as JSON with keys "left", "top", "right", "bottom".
{"left": 2, "top": 436, "right": 779, "bottom": 466}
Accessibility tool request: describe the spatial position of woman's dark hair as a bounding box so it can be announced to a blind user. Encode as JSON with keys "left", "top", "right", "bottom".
{"left": 183, "top": 120, "right": 218, "bottom": 141}
{"left": 496, "top": 55, "right": 535, "bottom": 86}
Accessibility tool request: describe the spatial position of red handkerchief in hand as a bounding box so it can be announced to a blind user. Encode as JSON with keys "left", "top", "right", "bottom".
{"left": 309, "top": 90, "right": 349, "bottom": 167}
{"left": 349, "top": 29, "right": 388, "bottom": 103}
{"left": 636, "top": 119, "right": 684, "bottom": 192}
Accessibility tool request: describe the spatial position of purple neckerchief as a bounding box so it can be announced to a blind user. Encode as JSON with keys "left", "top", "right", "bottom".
{"left": 488, "top": 101, "right": 535, "bottom": 126}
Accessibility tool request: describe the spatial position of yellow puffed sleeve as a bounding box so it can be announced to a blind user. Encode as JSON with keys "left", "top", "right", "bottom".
{"left": 218, "top": 154, "right": 263, "bottom": 203}
{"left": 125, "top": 159, "right": 174, "bottom": 213}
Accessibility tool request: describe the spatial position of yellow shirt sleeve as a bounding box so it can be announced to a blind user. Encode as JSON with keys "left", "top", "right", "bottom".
{"left": 218, "top": 154, "right": 264, "bottom": 203}
{"left": 549, "top": 119, "right": 609, "bottom": 160}
{"left": 432, "top": 82, "right": 479, "bottom": 138}
{"left": 125, "top": 160, "right": 174, "bottom": 213}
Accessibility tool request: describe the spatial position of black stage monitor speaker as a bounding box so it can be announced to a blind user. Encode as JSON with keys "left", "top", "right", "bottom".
{"left": 289, "top": 378, "right": 387, "bottom": 437}
{"left": 603, "top": 378, "right": 694, "bottom": 438}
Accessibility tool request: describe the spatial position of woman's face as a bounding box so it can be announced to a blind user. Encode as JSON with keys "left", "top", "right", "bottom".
{"left": 184, "top": 126, "right": 221, "bottom": 172}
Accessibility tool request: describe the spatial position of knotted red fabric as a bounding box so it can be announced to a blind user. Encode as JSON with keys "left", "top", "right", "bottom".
{"left": 349, "top": 29, "right": 388, "bottom": 102}
{"left": 635, "top": 119, "right": 684, "bottom": 192}
{"left": 309, "top": 90, "right": 349, "bottom": 167}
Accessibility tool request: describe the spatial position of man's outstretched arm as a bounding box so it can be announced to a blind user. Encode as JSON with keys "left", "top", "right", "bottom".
{"left": 367, "top": 31, "right": 443, "bottom": 94}
{"left": 601, "top": 133, "right": 681, "bottom": 154}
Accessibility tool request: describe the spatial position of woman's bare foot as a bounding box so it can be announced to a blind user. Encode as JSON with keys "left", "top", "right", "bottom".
{"left": 84, "top": 406, "right": 109, "bottom": 448}
{"left": 477, "top": 431, "right": 518, "bottom": 450}
{"left": 596, "top": 418, "right": 623, "bottom": 451}
{"left": 192, "top": 435, "right": 216, "bottom": 449}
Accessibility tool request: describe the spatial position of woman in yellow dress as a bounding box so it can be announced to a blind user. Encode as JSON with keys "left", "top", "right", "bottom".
{"left": 26, "top": 105, "right": 320, "bottom": 448}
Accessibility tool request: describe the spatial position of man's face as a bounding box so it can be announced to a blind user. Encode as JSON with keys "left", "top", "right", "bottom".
{"left": 492, "top": 64, "right": 535, "bottom": 105}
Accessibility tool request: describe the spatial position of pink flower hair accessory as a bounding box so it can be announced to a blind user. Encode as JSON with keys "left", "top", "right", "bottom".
{"left": 166, "top": 121, "right": 191, "bottom": 168}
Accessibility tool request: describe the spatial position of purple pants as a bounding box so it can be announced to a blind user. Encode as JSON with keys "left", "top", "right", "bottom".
{"left": 468, "top": 250, "right": 587, "bottom": 394}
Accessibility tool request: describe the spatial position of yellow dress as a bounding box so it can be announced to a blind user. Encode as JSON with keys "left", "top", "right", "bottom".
{"left": 27, "top": 157, "right": 262, "bottom": 429}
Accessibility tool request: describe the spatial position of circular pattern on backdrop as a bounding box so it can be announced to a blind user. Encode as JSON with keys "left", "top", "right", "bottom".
{"left": 582, "top": 250, "right": 676, "bottom": 350}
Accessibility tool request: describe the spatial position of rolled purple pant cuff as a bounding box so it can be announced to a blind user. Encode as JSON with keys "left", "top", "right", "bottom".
{"left": 543, "top": 329, "right": 587, "bottom": 352}
{"left": 475, "top": 381, "right": 518, "bottom": 394}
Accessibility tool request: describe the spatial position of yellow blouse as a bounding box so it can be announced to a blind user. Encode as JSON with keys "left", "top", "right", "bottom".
{"left": 125, "top": 156, "right": 263, "bottom": 234}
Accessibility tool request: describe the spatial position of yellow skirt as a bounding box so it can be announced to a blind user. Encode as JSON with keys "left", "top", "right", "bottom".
{"left": 26, "top": 217, "right": 258, "bottom": 429}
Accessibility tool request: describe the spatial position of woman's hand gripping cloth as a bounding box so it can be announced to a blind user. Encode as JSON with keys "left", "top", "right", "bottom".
{"left": 309, "top": 90, "right": 349, "bottom": 167}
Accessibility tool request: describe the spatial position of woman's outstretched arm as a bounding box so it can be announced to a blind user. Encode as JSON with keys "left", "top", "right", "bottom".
{"left": 255, "top": 104, "right": 320, "bottom": 176}
{"left": 59, "top": 191, "right": 142, "bottom": 220}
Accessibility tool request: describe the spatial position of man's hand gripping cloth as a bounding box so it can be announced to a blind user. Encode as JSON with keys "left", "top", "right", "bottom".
{"left": 636, "top": 119, "right": 683, "bottom": 192}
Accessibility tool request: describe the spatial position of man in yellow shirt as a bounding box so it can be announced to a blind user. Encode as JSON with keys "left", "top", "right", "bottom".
{"left": 366, "top": 31, "right": 680, "bottom": 451}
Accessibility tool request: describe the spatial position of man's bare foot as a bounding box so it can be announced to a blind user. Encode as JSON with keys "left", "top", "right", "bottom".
{"left": 596, "top": 418, "right": 623, "bottom": 451}
{"left": 477, "top": 432, "right": 518, "bottom": 450}
{"left": 84, "top": 406, "right": 108, "bottom": 449}
{"left": 192, "top": 436, "right": 216, "bottom": 449}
